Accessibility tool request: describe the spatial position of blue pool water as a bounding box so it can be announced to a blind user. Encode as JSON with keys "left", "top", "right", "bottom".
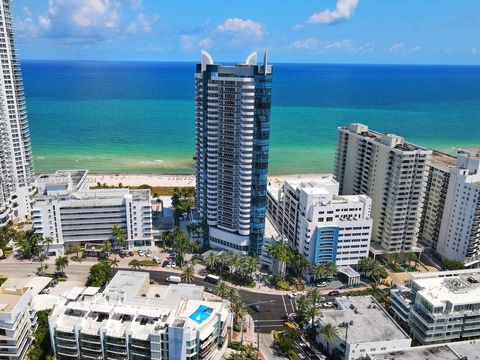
{"left": 189, "top": 305, "right": 213, "bottom": 324}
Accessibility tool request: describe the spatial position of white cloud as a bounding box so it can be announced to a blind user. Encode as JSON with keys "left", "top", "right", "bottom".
{"left": 306, "top": 0, "right": 359, "bottom": 25}
{"left": 388, "top": 43, "right": 422, "bottom": 54}
{"left": 130, "top": 0, "right": 142, "bottom": 10}
{"left": 38, "top": 0, "right": 122, "bottom": 41}
{"left": 323, "top": 39, "right": 353, "bottom": 50}
{"left": 291, "top": 23, "right": 304, "bottom": 31}
{"left": 14, "top": 6, "right": 39, "bottom": 37}
{"left": 216, "top": 18, "right": 264, "bottom": 39}
{"left": 180, "top": 35, "right": 213, "bottom": 52}
{"left": 125, "top": 13, "right": 159, "bottom": 34}
{"left": 388, "top": 42, "right": 405, "bottom": 53}
{"left": 289, "top": 38, "right": 318, "bottom": 50}
{"left": 137, "top": 43, "right": 163, "bottom": 53}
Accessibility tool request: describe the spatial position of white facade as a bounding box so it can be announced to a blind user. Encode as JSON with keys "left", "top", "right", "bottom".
{"left": 436, "top": 149, "right": 480, "bottom": 267}
{"left": 195, "top": 51, "right": 272, "bottom": 255}
{"left": 334, "top": 123, "right": 432, "bottom": 253}
{"left": 48, "top": 271, "right": 231, "bottom": 360}
{"left": 0, "top": 281, "right": 37, "bottom": 360}
{"left": 316, "top": 296, "right": 411, "bottom": 360}
{"left": 32, "top": 170, "right": 153, "bottom": 255}
{"left": 390, "top": 269, "right": 480, "bottom": 344}
{"left": 0, "top": 0, "right": 35, "bottom": 223}
{"left": 267, "top": 175, "right": 373, "bottom": 267}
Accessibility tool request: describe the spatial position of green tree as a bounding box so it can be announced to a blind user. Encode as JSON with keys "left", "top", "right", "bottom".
{"left": 0, "top": 222, "right": 18, "bottom": 253}
{"left": 171, "top": 187, "right": 195, "bottom": 225}
{"left": 291, "top": 252, "right": 309, "bottom": 278}
{"left": 55, "top": 256, "right": 69, "bottom": 273}
{"left": 111, "top": 225, "right": 127, "bottom": 250}
{"left": 129, "top": 259, "right": 143, "bottom": 270}
{"left": 87, "top": 260, "right": 113, "bottom": 287}
{"left": 71, "top": 244, "right": 83, "bottom": 260}
{"left": 181, "top": 265, "right": 195, "bottom": 284}
{"left": 102, "top": 240, "right": 113, "bottom": 253}
{"left": 318, "top": 323, "right": 339, "bottom": 355}
{"left": 267, "top": 240, "right": 292, "bottom": 275}
{"left": 304, "top": 305, "right": 322, "bottom": 329}
{"left": 42, "top": 237, "right": 53, "bottom": 257}
{"left": 227, "top": 345, "right": 258, "bottom": 360}
{"left": 161, "top": 231, "right": 171, "bottom": 248}
{"left": 213, "top": 281, "right": 229, "bottom": 298}
{"left": 170, "top": 226, "right": 196, "bottom": 267}
{"left": 296, "top": 294, "right": 310, "bottom": 317}
{"left": 443, "top": 259, "right": 465, "bottom": 270}
{"left": 241, "top": 256, "right": 260, "bottom": 278}
{"left": 26, "top": 310, "right": 52, "bottom": 359}
{"left": 14, "top": 232, "right": 43, "bottom": 259}
{"left": 307, "top": 288, "right": 323, "bottom": 307}
{"left": 204, "top": 252, "right": 218, "bottom": 269}
{"left": 108, "top": 257, "right": 120, "bottom": 269}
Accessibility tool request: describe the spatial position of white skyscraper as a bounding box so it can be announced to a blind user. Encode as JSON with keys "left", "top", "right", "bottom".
{"left": 195, "top": 51, "right": 272, "bottom": 255}
{"left": 0, "top": 0, "right": 34, "bottom": 223}
{"left": 334, "top": 123, "right": 432, "bottom": 254}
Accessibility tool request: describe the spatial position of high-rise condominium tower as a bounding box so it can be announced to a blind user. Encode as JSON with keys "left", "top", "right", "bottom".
{"left": 334, "top": 123, "right": 431, "bottom": 253}
{"left": 195, "top": 51, "right": 272, "bottom": 255}
{"left": 0, "top": 0, "right": 34, "bottom": 223}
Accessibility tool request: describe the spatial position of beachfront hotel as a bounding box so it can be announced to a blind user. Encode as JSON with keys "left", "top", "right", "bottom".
{"left": 32, "top": 170, "right": 153, "bottom": 255}
{"left": 267, "top": 175, "right": 373, "bottom": 269}
{"left": 48, "top": 271, "right": 231, "bottom": 360}
{"left": 334, "top": 123, "right": 432, "bottom": 254}
{"left": 194, "top": 51, "right": 272, "bottom": 255}
{"left": 390, "top": 269, "right": 480, "bottom": 344}
{"left": 0, "top": 0, "right": 35, "bottom": 223}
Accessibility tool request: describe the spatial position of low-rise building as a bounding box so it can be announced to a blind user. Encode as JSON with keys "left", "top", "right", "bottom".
{"left": 0, "top": 280, "right": 37, "bottom": 359}
{"left": 48, "top": 271, "right": 231, "bottom": 360}
{"left": 390, "top": 269, "right": 480, "bottom": 344}
{"left": 367, "top": 339, "right": 480, "bottom": 360}
{"left": 316, "top": 296, "right": 411, "bottom": 360}
{"left": 267, "top": 175, "right": 373, "bottom": 267}
{"left": 32, "top": 170, "right": 153, "bottom": 255}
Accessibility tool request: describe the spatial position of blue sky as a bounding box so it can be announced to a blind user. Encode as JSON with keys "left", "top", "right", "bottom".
{"left": 12, "top": 0, "right": 480, "bottom": 64}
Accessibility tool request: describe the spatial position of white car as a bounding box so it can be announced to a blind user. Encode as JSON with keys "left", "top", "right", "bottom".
{"left": 138, "top": 250, "right": 145, "bottom": 257}
{"left": 145, "top": 251, "right": 151, "bottom": 257}
{"left": 317, "top": 282, "right": 328, "bottom": 288}
{"left": 323, "top": 302, "right": 334, "bottom": 308}
{"left": 288, "top": 293, "right": 297, "bottom": 299}
{"left": 167, "top": 262, "right": 176, "bottom": 268}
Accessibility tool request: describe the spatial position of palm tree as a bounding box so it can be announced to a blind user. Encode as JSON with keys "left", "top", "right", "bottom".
{"left": 295, "top": 294, "right": 310, "bottom": 317}
{"left": 304, "top": 305, "right": 322, "bottom": 329}
{"left": 227, "top": 252, "right": 241, "bottom": 274}
{"left": 291, "top": 252, "right": 309, "bottom": 278}
{"left": 204, "top": 252, "right": 218, "bottom": 270}
{"left": 243, "top": 256, "right": 260, "bottom": 278}
{"left": 160, "top": 231, "right": 171, "bottom": 248}
{"left": 111, "top": 225, "right": 127, "bottom": 250}
{"left": 42, "top": 237, "right": 53, "bottom": 257}
{"left": 318, "top": 323, "right": 339, "bottom": 354}
{"left": 267, "top": 240, "right": 291, "bottom": 275}
{"left": 129, "top": 259, "right": 143, "bottom": 270}
{"left": 0, "top": 221, "right": 18, "bottom": 253}
{"left": 324, "top": 261, "right": 338, "bottom": 277}
{"left": 313, "top": 263, "right": 327, "bottom": 281}
{"left": 102, "top": 240, "right": 113, "bottom": 253}
{"left": 213, "top": 281, "right": 229, "bottom": 298}
{"left": 229, "top": 297, "right": 246, "bottom": 324}
{"left": 307, "top": 288, "right": 322, "bottom": 307}
{"left": 55, "top": 256, "right": 69, "bottom": 273}
{"left": 71, "top": 245, "right": 83, "bottom": 260}
{"left": 108, "top": 257, "right": 120, "bottom": 269}
{"left": 181, "top": 265, "right": 195, "bottom": 284}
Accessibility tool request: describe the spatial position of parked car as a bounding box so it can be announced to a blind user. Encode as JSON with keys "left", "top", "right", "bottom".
{"left": 128, "top": 251, "right": 134, "bottom": 257}
{"left": 328, "top": 290, "right": 340, "bottom": 296}
{"left": 167, "top": 262, "right": 176, "bottom": 268}
{"left": 317, "top": 281, "right": 328, "bottom": 288}
{"left": 166, "top": 276, "right": 181, "bottom": 284}
{"left": 138, "top": 250, "right": 145, "bottom": 257}
{"left": 119, "top": 252, "right": 126, "bottom": 258}
{"left": 145, "top": 250, "right": 152, "bottom": 257}
{"left": 288, "top": 293, "right": 297, "bottom": 299}
{"left": 323, "top": 302, "right": 334, "bottom": 308}
{"left": 205, "top": 287, "right": 214, "bottom": 293}
{"left": 162, "top": 260, "right": 169, "bottom": 268}
{"left": 250, "top": 304, "right": 261, "bottom": 312}
{"left": 153, "top": 256, "right": 161, "bottom": 264}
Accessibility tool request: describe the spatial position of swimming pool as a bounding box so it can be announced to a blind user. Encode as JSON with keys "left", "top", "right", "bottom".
{"left": 189, "top": 305, "right": 213, "bottom": 324}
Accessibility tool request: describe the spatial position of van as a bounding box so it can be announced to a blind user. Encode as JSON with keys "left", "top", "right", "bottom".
{"left": 166, "top": 276, "right": 181, "bottom": 284}
{"left": 204, "top": 274, "right": 221, "bottom": 285}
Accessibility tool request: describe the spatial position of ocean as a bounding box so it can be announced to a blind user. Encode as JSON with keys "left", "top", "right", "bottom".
{"left": 23, "top": 61, "right": 480, "bottom": 175}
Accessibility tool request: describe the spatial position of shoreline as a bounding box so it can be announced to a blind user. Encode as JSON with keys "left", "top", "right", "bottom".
{"left": 86, "top": 173, "right": 333, "bottom": 188}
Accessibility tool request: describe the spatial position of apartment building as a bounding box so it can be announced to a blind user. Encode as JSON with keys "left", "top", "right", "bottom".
{"left": 418, "top": 151, "right": 456, "bottom": 250}
{"left": 32, "top": 170, "right": 153, "bottom": 255}
{"left": 0, "top": 0, "right": 35, "bottom": 223}
{"left": 267, "top": 175, "right": 373, "bottom": 267}
{"left": 436, "top": 149, "right": 480, "bottom": 267}
{"left": 0, "top": 280, "right": 37, "bottom": 359}
{"left": 48, "top": 271, "right": 231, "bottom": 360}
{"left": 195, "top": 51, "right": 272, "bottom": 255}
{"left": 334, "top": 123, "right": 432, "bottom": 253}
{"left": 390, "top": 269, "right": 480, "bottom": 344}
{"left": 316, "top": 296, "right": 411, "bottom": 360}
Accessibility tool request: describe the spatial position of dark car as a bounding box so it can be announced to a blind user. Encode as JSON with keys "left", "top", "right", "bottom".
{"left": 328, "top": 290, "right": 340, "bottom": 297}
{"left": 119, "top": 252, "right": 126, "bottom": 258}
{"left": 162, "top": 260, "right": 169, "bottom": 268}
{"left": 205, "top": 287, "right": 214, "bottom": 294}
{"left": 128, "top": 251, "right": 134, "bottom": 257}
{"left": 250, "top": 304, "right": 261, "bottom": 312}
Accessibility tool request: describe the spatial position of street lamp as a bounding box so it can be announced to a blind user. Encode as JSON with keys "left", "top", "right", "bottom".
{"left": 339, "top": 320, "right": 353, "bottom": 360}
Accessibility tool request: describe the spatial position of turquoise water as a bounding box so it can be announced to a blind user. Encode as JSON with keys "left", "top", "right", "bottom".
{"left": 189, "top": 305, "right": 213, "bottom": 324}
{"left": 23, "top": 61, "right": 480, "bottom": 174}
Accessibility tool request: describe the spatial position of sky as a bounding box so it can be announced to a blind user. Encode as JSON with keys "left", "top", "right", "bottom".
{"left": 11, "top": 0, "right": 480, "bottom": 64}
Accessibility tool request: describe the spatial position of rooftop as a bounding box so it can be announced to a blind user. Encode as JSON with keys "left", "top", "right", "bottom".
{"left": 268, "top": 174, "right": 336, "bottom": 195}
{"left": 320, "top": 296, "right": 410, "bottom": 344}
{"left": 368, "top": 340, "right": 480, "bottom": 360}
{"left": 430, "top": 150, "right": 457, "bottom": 171}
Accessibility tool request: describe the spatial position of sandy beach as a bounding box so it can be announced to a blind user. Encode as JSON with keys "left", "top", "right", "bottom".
{"left": 87, "top": 174, "right": 196, "bottom": 188}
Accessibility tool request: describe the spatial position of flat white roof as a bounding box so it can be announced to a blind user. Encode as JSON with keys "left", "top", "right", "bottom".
{"left": 414, "top": 276, "right": 480, "bottom": 307}
{"left": 320, "top": 296, "right": 410, "bottom": 344}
